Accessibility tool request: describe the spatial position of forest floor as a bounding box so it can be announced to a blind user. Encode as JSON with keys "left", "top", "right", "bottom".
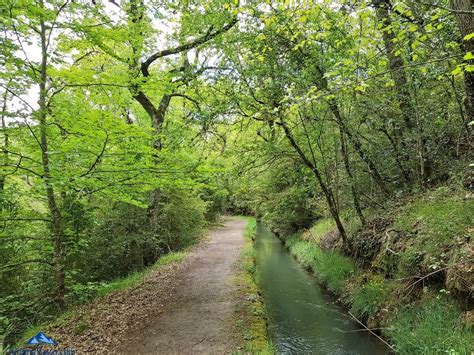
{"left": 47, "top": 217, "right": 246, "bottom": 354}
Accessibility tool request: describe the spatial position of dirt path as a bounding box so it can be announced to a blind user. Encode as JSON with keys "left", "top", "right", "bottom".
{"left": 117, "top": 217, "right": 246, "bottom": 354}
{"left": 47, "top": 218, "right": 246, "bottom": 354}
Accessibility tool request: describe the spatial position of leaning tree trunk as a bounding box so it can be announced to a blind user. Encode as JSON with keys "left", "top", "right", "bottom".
{"left": 312, "top": 64, "right": 391, "bottom": 196}
{"left": 279, "top": 119, "right": 351, "bottom": 250}
{"left": 327, "top": 99, "right": 391, "bottom": 197}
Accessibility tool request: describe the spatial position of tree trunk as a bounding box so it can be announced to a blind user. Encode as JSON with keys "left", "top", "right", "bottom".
{"left": 328, "top": 99, "right": 391, "bottom": 196}
{"left": 1, "top": 89, "right": 8, "bottom": 197}
{"left": 313, "top": 64, "right": 391, "bottom": 196}
{"left": 339, "top": 127, "right": 366, "bottom": 226}
{"left": 373, "top": 0, "right": 415, "bottom": 130}
{"left": 39, "top": 13, "right": 65, "bottom": 308}
{"left": 379, "top": 123, "right": 412, "bottom": 183}
{"left": 450, "top": 0, "right": 474, "bottom": 126}
{"left": 279, "top": 119, "right": 351, "bottom": 250}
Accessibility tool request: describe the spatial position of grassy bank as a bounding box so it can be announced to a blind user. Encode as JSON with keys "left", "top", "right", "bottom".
{"left": 234, "top": 217, "right": 272, "bottom": 353}
{"left": 283, "top": 188, "right": 473, "bottom": 354}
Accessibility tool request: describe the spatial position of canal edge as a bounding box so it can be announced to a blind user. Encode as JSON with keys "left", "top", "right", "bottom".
{"left": 232, "top": 216, "right": 273, "bottom": 353}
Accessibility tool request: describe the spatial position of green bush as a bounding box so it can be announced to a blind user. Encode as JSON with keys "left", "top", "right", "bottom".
{"left": 152, "top": 188, "right": 208, "bottom": 250}
{"left": 244, "top": 217, "right": 257, "bottom": 240}
{"left": 388, "top": 296, "right": 473, "bottom": 354}
{"left": 262, "top": 183, "right": 318, "bottom": 236}
{"left": 349, "top": 276, "right": 393, "bottom": 319}
{"left": 284, "top": 234, "right": 300, "bottom": 249}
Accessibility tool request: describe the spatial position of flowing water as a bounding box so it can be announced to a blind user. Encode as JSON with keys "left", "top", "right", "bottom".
{"left": 255, "top": 223, "right": 390, "bottom": 354}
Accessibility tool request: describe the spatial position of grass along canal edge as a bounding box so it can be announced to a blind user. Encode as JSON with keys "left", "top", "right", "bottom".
{"left": 233, "top": 217, "right": 273, "bottom": 353}
{"left": 280, "top": 190, "right": 473, "bottom": 355}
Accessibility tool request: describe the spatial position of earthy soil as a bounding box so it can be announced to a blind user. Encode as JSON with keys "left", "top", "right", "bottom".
{"left": 48, "top": 217, "right": 246, "bottom": 354}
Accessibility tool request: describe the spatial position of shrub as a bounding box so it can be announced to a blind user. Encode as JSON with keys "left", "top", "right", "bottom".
{"left": 244, "top": 217, "right": 257, "bottom": 240}
{"left": 262, "top": 184, "right": 318, "bottom": 236}
{"left": 388, "top": 296, "right": 473, "bottom": 354}
{"left": 153, "top": 188, "right": 208, "bottom": 250}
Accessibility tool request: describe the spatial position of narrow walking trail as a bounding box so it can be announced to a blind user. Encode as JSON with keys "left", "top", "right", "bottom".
{"left": 49, "top": 218, "right": 246, "bottom": 354}
{"left": 119, "top": 217, "right": 246, "bottom": 354}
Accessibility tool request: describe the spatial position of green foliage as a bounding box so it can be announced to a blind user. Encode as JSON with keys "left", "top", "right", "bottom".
{"left": 243, "top": 216, "right": 257, "bottom": 240}
{"left": 152, "top": 189, "right": 208, "bottom": 250}
{"left": 262, "top": 183, "right": 318, "bottom": 236}
{"left": 287, "top": 238, "right": 320, "bottom": 270}
{"left": 0, "top": 0, "right": 228, "bottom": 340}
{"left": 389, "top": 297, "right": 473, "bottom": 354}
{"left": 349, "top": 276, "right": 394, "bottom": 319}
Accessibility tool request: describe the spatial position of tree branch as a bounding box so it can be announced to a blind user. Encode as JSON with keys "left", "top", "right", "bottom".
{"left": 79, "top": 129, "right": 109, "bottom": 177}
{"left": 141, "top": 18, "right": 238, "bottom": 77}
{"left": 170, "top": 93, "right": 201, "bottom": 111}
{"left": 417, "top": 0, "right": 474, "bottom": 14}
{"left": 1, "top": 259, "right": 53, "bottom": 270}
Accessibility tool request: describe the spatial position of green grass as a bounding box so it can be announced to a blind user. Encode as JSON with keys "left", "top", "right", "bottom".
{"left": 313, "top": 250, "right": 356, "bottom": 294}
{"left": 287, "top": 238, "right": 319, "bottom": 270}
{"left": 394, "top": 190, "right": 473, "bottom": 275}
{"left": 244, "top": 217, "right": 257, "bottom": 240}
{"left": 306, "top": 218, "right": 335, "bottom": 241}
{"left": 235, "top": 217, "right": 273, "bottom": 353}
{"left": 96, "top": 251, "right": 187, "bottom": 296}
{"left": 19, "top": 311, "right": 75, "bottom": 345}
{"left": 349, "top": 276, "right": 395, "bottom": 319}
{"left": 286, "top": 237, "right": 356, "bottom": 295}
{"left": 388, "top": 296, "right": 473, "bottom": 354}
